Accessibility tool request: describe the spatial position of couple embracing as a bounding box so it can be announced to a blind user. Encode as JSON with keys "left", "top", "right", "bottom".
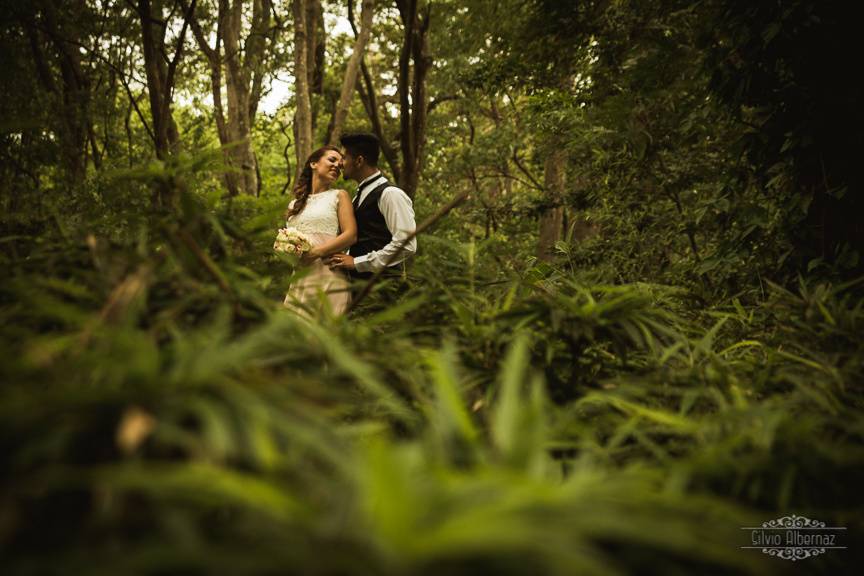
{"left": 278, "top": 133, "right": 417, "bottom": 315}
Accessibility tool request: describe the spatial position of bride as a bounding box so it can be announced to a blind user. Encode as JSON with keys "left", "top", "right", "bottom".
{"left": 282, "top": 145, "right": 356, "bottom": 315}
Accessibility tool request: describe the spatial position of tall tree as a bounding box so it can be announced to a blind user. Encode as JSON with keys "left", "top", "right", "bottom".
{"left": 134, "top": 0, "right": 192, "bottom": 162}
{"left": 328, "top": 0, "right": 375, "bottom": 145}
{"left": 292, "top": 0, "right": 313, "bottom": 181}
{"left": 394, "top": 0, "right": 431, "bottom": 198}
{"left": 20, "top": 0, "right": 98, "bottom": 184}
{"left": 350, "top": 3, "right": 400, "bottom": 181}
{"left": 132, "top": 0, "right": 195, "bottom": 208}
{"left": 536, "top": 148, "right": 565, "bottom": 261}
{"left": 306, "top": 0, "right": 325, "bottom": 135}
{"left": 185, "top": 0, "right": 273, "bottom": 197}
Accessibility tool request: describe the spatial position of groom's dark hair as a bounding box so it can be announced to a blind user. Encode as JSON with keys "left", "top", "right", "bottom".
{"left": 340, "top": 133, "right": 380, "bottom": 166}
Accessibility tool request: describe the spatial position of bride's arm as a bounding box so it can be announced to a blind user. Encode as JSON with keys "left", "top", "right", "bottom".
{"left": 309, "top": 190, "right": 357, "bottom": 258}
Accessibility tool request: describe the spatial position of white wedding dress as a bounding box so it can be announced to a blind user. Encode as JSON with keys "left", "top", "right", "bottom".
{"left": 283, "top": 189, "right": 350, "bottom": 315}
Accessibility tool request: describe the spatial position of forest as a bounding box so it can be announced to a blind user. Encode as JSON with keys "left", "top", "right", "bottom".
{"left": 1, "top": 0, "right": 862, "bottom": 574}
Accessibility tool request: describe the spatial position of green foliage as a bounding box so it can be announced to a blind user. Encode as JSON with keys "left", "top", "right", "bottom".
{"left": 2, "top": 155, "right": 862, "bottom": 573}
{"left": 2, "top": 1, "right": 863, "bottom": 573}
{"left": 704, "top": 0, "right": 863, "bottom": 269}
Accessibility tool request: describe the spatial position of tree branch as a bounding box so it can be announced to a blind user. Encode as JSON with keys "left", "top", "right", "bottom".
{"left": 329, "top": 0, "right": 374, "bottom": 144}
{"left": 511, "top": 147, "right": 545, "bottom": 191}
{"left": 428, "top": 94, "right": 458, "bottom": 115}
{"left": 161, "top": 0, "right": 196, "bottom": 127}
{"left": 41, "top": 23, "right": 157, "bottom": 146}
{"left": 476, "top": 168, "right": 544, "bottom": 192}
{"left": 349, "top": 0, "right": 400, "bottom": 180}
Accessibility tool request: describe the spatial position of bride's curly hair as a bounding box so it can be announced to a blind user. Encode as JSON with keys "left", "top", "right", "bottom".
{"left": 285, "top": 145, "right": 342, "bottom": 219}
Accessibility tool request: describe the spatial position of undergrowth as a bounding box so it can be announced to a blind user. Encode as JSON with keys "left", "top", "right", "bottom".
{"left": 1, "top": 170, "right": 862, "bottom": 575}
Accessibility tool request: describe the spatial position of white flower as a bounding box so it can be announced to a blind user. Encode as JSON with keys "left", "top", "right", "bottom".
{"left": 274, "top": 227, "right": 312, "bottom": 255}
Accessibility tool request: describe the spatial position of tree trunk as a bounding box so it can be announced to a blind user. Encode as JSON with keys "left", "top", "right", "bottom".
{"left": 23, "top": 0, "right": 94, "bottom": 185}
{"left": 293, "top": 0, "right": 314, "bottom": 181}
{"left": 136, "top": 0, "right": 193, "bottom": 206}
{"left": 222, "top": 0, "right": 265, "bottom": 196}
{"left": 185, "top": 0, "right": 270, "bottom": 196}
{"left": 349, "top": 3, "right": 400, "bottom": 181}
{"left": 246, "top": 0, "right": 271, "bottom": 122}
{"left": 306, "top": 0, "right": 325, "bottom": 134}
{"left": 186, "top": 0, "right": 236, "bottom": 195}
{"left": 395, "top": 0, "right": 431, "bottom": 198}
{"left": 329, "top": 0, "right": 375, "bottom": 145}
{"left": 136, "top": 0, "right": 186, "bottom": 161}
{"left": 536, "top": 149, "right": 566, "bottom": 261}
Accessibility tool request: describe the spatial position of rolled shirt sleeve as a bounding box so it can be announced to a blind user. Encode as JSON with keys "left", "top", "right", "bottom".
{"left": 353, "top": 186, "right": 417, "bottom": 273}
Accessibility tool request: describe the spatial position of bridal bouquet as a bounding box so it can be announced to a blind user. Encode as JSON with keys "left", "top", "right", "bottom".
{"left": 273, "top": 227, "right": 312, "bottom": 255}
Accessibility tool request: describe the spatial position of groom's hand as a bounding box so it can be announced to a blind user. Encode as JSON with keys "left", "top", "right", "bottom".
{"left": 327, "top": 253, "right": 355, "bottom": 271}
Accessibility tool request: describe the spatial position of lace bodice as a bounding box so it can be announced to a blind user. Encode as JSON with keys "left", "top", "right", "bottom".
{"left": 286, "top": 189, "right": 341, "bottom": 236}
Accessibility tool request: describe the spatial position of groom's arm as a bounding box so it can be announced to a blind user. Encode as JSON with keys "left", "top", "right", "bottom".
{"left": 353, "top": 186, "right": 417, "bottom": 273}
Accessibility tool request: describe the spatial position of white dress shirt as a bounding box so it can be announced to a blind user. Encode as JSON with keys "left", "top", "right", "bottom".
{"left": 351, "top": 172, "right": 417, "bottom": 273}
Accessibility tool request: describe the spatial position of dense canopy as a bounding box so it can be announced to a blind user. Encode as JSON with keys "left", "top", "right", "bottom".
{"left": 1, "top": 0, "right": 862, "bottom": 574}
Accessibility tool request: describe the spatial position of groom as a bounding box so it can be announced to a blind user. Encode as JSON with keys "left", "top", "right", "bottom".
{"left": 327, "top": 133, "right": 416, "bottom": 281}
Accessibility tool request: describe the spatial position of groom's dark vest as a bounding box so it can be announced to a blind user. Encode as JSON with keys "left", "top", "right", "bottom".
{"left": 350, "top": 180, "right": 395, "bottom": 277}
